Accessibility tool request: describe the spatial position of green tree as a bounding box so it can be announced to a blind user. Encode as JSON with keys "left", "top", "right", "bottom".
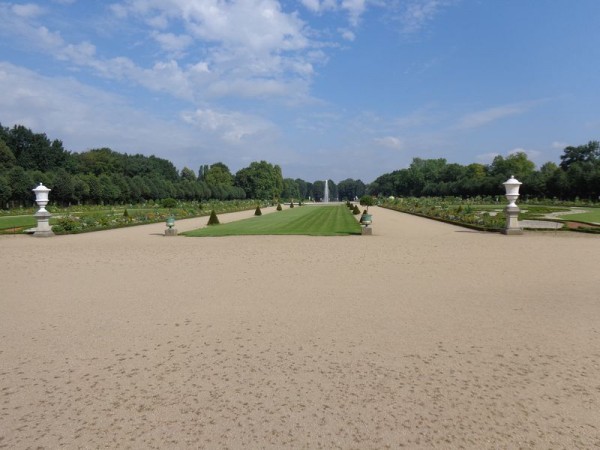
{"left": 559, "top": 141, "right": 600, "bottom": 170}
{"left": 180, "top": 167, "right": 197, "bottom": 182}
{"left": 8, "top": 167, "right": 34, "bottom": 206}
{"left": 0, "top": 139, "right": 17, "bottom": 170}
{"left": 0, "top": 175, "right": 12, "bottom": 208}
{"left": 489, "top": 152, "right": 535, "bottom": 180}
{"left": 337, "top": 178, "right": 366, "bottom": 200}
{"left": 52, "top": 168, "right": 75, "bottom": 205}
{"left": 234, "top": 161, "right": 283, "bottom": 200}
{"left": 281, "top": 178, "right": 300, "bottom": 200}
{"left": 203, "top": 162, "right": 234, "bottom": 186}
{"left": 3, "top": 125, "right": 70, "bottom": 171}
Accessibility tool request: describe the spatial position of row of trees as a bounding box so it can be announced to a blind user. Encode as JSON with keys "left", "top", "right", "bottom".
{"left": 1, "top": 123, "right": 597, "bottom": 207}
{"left": 0, "top": 124, "right": 360, "bottom": 207}
{"left": 368, "top": 142, "right": 600, "bottom": 201}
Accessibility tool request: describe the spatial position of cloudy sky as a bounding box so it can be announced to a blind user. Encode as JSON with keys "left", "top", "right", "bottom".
{"left": 1, "top": 0, "right": 599, "bottom": 182}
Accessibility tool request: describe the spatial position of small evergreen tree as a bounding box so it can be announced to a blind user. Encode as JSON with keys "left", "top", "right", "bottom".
{"left": 276, "top": 203, "right": 282, "bottom": 211}
{"left": 207, "top": 209, "right": 220, "bottom": 225}
{"left": 352, "top": 205, "right": 360, "bottom": 215}
{"left": 289, "top": 201, "right": 294, "bottom": 208}
{"left": 255, "top": 206, "right": 262, "bottom": 216}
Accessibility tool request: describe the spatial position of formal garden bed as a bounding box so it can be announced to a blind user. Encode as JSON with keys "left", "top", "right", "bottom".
{"left": 379, "top": 197, "right": 600, "bottom": 234}
{"left": 0, "top": 199, "right": 268, "bottom": 235}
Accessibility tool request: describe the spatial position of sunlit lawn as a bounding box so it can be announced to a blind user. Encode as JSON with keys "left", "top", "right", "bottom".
{"left": 558, "top": 208, "right": 600, "bottom": 223}
{"left": 0, "top": 215, "right": 37, "bottom": 232}
{"left": 183, "top": 205, "right": 361, "bottom": 237}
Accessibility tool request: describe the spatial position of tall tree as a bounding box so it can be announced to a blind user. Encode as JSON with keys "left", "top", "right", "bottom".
{"left": 234, "top": 161, "right": 283, "bottom": 200}
{"left": 203, "top": 162, "right": 234, "bottom": 186}
{"left": 0, "top": 139, "right": 17, "bottom": 170}
{"left": 559, "top": 141, "right": 600, "bottom": 170}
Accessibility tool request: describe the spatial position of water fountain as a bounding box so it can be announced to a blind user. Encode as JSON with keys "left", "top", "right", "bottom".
{"left": 323, "top": 180, "right": 329, "bottom": 203}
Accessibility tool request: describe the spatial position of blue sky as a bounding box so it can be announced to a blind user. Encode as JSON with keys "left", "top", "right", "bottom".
{"left": 1, "top": 0, "right": 599, "bottom": 183}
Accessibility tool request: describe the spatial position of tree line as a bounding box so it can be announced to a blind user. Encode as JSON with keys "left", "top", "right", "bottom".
{"left": 368, "top": 143, "right": 600, "bottom": 201}
{"left": 0, "top": 123, "right": 365, "bottom": 207}
{"left": 1, "top": 122, "right": 596, "bottom": 207}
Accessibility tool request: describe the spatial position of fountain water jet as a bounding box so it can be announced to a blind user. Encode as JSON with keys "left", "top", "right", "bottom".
{"left": 323, "top": 180, "right": 329, "bottom": 203}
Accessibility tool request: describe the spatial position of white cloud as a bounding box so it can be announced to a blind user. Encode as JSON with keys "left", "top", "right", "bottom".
{"left": 399, "top": 0, "right": 451, "bottom": 34}
{"left": 0, "top": 61, "right": 287, "bottom": 171}
{"left": 152, "top": 32, "right": 193, "bottom": 54}
{"left": 552, "top": 141, "right": 568, "bottom": 149}
{"left": 301, "top": 0, "right": 337, "bottom": 13}
{"left": 12, "top": 3, "right": 44, "bottom": 18}
{"left": 374, "top": 136, "right": 404, "bottom": 150}
{"left": 338, "top": 27, "right": 355, "bottom": 41}
{"left": 341, "top": 0, "right": 366, "bottom": 26}
{"left": 453, "top": 102, "right": 535, "bottom": 130}
{"left": 181, "top": 108, "right": 276, "bottom": 144}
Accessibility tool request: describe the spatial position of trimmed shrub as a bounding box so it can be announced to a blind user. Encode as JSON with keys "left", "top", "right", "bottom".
{"left": 352, "top": 205, "right": 360, "bottom": 215}
{"left": 276, "top": 203, "right": 282, "bottom": 211}
{"left": 207, "top": 210, "right": 220, "bottom": 225}
{"left": 161, "top": 198, "right": 178, "bottom": 208}
{"left": 123, "top": 208, "right": 129, "bottom": 217}
{"left": 255, "top": 206, "right": 262, "bottom": 216}
{"left": 289, "top": 201, "right": 294, "bottom": 208}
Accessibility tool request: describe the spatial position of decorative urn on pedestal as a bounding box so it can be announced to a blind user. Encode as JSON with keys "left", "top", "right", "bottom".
{"left": 32, "top": 183, "right": 54, "bottom": 237}
{"left": 165, "top": 216, "right": 177, "bottom": 236}
{"left": 502, "top": 175, "right": 523, "bottom": 235}
{"left": 359, "top": 210, "right": 373, "bottom": 235}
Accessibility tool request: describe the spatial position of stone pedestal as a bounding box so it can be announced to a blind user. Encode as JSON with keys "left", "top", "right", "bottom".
{"left": 165, "top": 228, "right": 178, "bottom": 236}
{"left": 502, "top": 206, "right": 522, "bottom": 235}
{"left": 361, "top": 227, "right": 372, "bottom": 235}
{"left": 33, "top": 210, "right": 54, "bottom": 237}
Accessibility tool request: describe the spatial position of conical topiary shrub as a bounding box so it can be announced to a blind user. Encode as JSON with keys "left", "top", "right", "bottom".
{"left": 207, "top": 209, "right": 220, "bottom": 225}
{"left": 255, "top": 206, "right": 262, "bottom": 216}
{"left": 277, "top": 203, "right": 282, "bottom": 211}
{"left": 290, "top": 201, "right": 294, "bottom": 208}
{"left": 352, "top": 205, "right": 360, "bottom": 215}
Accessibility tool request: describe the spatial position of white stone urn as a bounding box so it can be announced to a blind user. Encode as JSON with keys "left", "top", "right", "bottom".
{"left": 33, "top": 183, "right": 51, "bottom": 212}
{"left": 502, "top": 175, "right": 523, "bottom": 235}
{"left": 503, "top": 175, "right": 522, "bottom": 207}
{"left": 32, "top": 183, "right": 54, "bottom": 237}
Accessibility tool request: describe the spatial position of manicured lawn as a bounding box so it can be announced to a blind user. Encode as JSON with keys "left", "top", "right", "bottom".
{"left": 0, "top": 215, "right": 37, "bottom": 232}
{"left": 558, "top": 208, "right": 600, "bottom": 223}
{"left": 183, "top": 205, "right": 362, "bottom": 237}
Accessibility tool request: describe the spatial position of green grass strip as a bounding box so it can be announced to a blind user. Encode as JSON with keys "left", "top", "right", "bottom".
{"left": 0, "top": 215, "right": 37, "bottom": 231}
{"left": 558, "top": 208, "right": 600, "bottom": 223}
{"left": 183, "top": 205, "right": 362, "bottom": 237}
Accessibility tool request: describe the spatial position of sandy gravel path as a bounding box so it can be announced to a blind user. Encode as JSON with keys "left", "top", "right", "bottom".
{"left": 1, "top": 206, "right": 599, "bottom": 448}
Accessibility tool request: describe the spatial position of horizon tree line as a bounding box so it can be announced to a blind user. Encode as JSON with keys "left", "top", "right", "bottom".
{"left": 0, "top": 122, "right": 597, "bottom": 207}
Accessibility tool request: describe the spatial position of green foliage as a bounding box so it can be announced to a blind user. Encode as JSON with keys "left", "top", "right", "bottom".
{"left": 161, "top": 197, "right": 178, "bottom": 208}
{"left": 289, "top": 201, "right": 294, "bottom": 208}
{"left": 560, "top": 141, "right": 599, "bottom": 169}
{"left": 207, "top": 209, "right": 220, "bottom": 225}
{"left": 255, "top": 206, "right": 262, "bottom": 216}
{"left": 234, "top": 160, "right": 283, "bottom": 200}
{"left": 276, "top": 203, "right": 282, "bottom": 211}
{"left": 352, "top": 205, "right": 360, "bottom": 215}
{"left": 359, "top": 195, "right": 375, "bottom": 211}
{"left": 123, "top": 208, "right": 129, "bottom": 217}
{"left": 203, "top": 162, "right": 234, "bottom": 186}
